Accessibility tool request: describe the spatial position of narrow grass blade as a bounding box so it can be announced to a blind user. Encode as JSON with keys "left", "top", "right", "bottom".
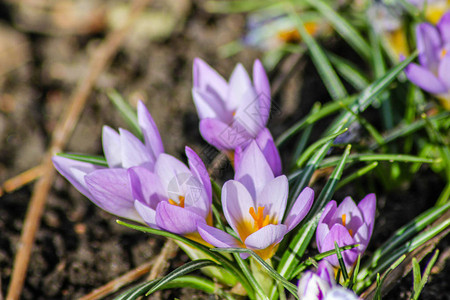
{"left": 305, "top": 0, "right": 371, "bottom": 59}
{"left": 295, "top": 128, "right": 348, "bottom": 168}
{"left": 212, "top": 248, "right": 299, "bottom": 299}
{"left": 286, "top": 3, "right": 347, "bottom": 100}
{"left": 116, "top": 220, "right": 256, "bottom": 299}
{"left": 334, "top": 242, "right": 349, "bottom": 281}
{"left": 319, "top": 153, "right": 437, "bottom": 168}
{"left": 145, "top": 260, "right": 220, "bottom": 295}
{"left": 56, "top": 153, "right": 108, "bottom": 167}
{"left": 412, "top": 250, "right": 439, "bottom": 300}
{"left": 276, "top": 96, "right": 355, "bottom": 146}
{"left": 115, "top": 280, "right": 159, "bottom": 300}
{"left": 107, "top": 89, "right": 143, "bottom": 140}
{"left": 336, "top": 162, "right": 378, "bottom": 190}
{"left": 328, "top": 52, "right": 369, "bottom": 91}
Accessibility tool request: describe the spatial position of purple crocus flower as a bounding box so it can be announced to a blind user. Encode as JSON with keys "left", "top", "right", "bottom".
{"left": 404, "top": 12, "right": 450, "bottom": 109}
{"left": 192, "top": 58, "right": 282, "bottom": 175}
{"left": 53, "top": 100, "right": 164, "bottom": 222}
{"left": 316, "top": 194, "right": 376, "bottom": 269}
{"left": 129, "top": 146, "right": 213, "bottom": 239}
{"left": 198, "top": 141, "right": 314, "bottom": 260}
{"left": 298, "top": 261, "right": 360, "bottom": 300}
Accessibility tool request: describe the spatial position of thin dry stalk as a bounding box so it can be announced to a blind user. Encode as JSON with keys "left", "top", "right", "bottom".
{"left": 148, "top": 240, "right": 178, "bottom": 280}
{"left": 6, "top": 1, "right": 151, "bottom": 299}
{"left": 0, "top": 165, "right": 45, "bottom": 196}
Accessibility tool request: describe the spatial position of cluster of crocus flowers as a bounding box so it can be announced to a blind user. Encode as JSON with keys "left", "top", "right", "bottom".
{"left": 298, "top": 261, "right": 359, "bottom": 300}
{"left": 198, "top": 141, "right": 314, "bottom": 260}
{"left": 316, "top": 194, "right": 376, "bottom": 269}
{"left": 192, "top": 58, "right": 282, "bottom": 175}
{"left": 242, "top": 9, "right": 327, "bottom": 51}
{"left": 408, "top": 0, "right": 450, "bottom": 24}
{"left": 404, "top": 11, "right": 450, "bottom": 109}
{"left": 367, "top": 3, "right": 409, "bottom": 59}
{"left": 53, "top": 101, "right": 212, "bottom": 239}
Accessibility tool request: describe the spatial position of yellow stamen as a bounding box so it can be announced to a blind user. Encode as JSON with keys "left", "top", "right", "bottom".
{"left": 341, "top": 214, "right": 347, "bottom": 227}
{"left": 441, "top": 48, "right": 448, "bottom": 59}
{"left": 249, "top": 206, "right": 269, "bottom": 230}
{"left": 349, "top": 229, "right": 354, "bottom": 237}
{"left": 168, "top": 196, "right": 185, "bottom": 208}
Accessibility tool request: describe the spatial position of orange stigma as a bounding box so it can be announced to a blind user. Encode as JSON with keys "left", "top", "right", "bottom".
{"left": 168, "top": 195, "right": 185, "bottom": 208}
{"left": 441, "top": 48, "right": 448, "bottom": 59}
{"left": 249, "top": 206, "right": 270, "bottom": 230}
{"left": 341, "top": 214, "right": 347, "bottom": 227}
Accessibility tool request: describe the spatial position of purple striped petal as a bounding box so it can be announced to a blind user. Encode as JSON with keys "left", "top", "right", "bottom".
{"left": 102, "top": 126, "right": 122, "bottom": 168}
{"left": 197, "top": 223, "right": 241, "bottom": 248}
{"left": 155, "top": 201, "right": 206, "bottom": 235}
{"left": 357, "top": 193, "right": 377, "bottom": 235}
{"left": 85, "top": 168, "right": 141, "bottom": 221}
{"left": 284, "top": 187, "right": 314, "bottom": 231}
{"left": 253, "top": 59, "right": 271, "bottom": 126}
{"left": 255, "top": 128, "right": 282, "bottom": 176}
{"left": 437, "top": 11, "right": 450, "bottom": 44}
{"left": 199, "top": 118, "right": 253, "bottom": 150}
{"left": 416, "top": 23, "right": 442, "bottom": 70}
{"left": 319, "top": 223, "right": 358, "bottom": 267}
{"left": 405, "top": 63, "right": 447, "bottom": 94}
{"left": 227, "top": 63, "right": 253, "bottom": 112}
{"left": 192, "top": 89, "right": 231, "bottom": 121}
{"left": 185, "top": 146, "right": 212, "bottom": 202}
{"left": 333, "top": 197, "right": 363, "bottom": 230}
{"left": 134, "top": 200, "right": 157, "bottom": 228}
{"left": 193, "top": 58, "right": 228, "bottom": 102}
{"left": 155, "top": 153, "right": 191, "bottom": 190}
{"left": 222, "top": 180, "right": 255, "bottom": 238}
{"left": 137, "top": 100, "right": 164, "bottom": 161}
{"left": 354, "top": 223, "right": 370, "bottom": 252}
{"left": 244, "top": 224, "right": 287, "bottom": 250}
{"left": 438, "top": 53, "right": 450, "bottom": 89}
{"left": 128, "top": 166, "right": 166, "bottom": 209}
{"left": 52, "top": 156, "right": 104, "bottom": 199}
{"left": 119, "top": 128, "right": 153, "bottom": 169}
{"left": 235, "top": 141, "right": 274, "bottom": 199}
{"left": 256, "top": 175, "right": 288, "bottom": 223}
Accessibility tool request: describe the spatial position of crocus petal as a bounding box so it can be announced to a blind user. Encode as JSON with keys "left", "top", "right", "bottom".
{"left": 119, "top": 128, "right": 153, "bottom": 169}
{"left": 298, "top": 272, "right": 332, "bottom": 300}
{"left": 199, "top": 118, "right": 253, "bottom": 150}
{"left": 227, "top": 63, "right": 253, "bottom": 112}
{"left": 316, "top": 261, "right": 335, "bottom": 287}
{"left": 318, "top": 201, "right": 337, "bottom": 226}
{"left": 357, "top": 193, "right": 377, "bottom": 235}
{"left": 354, "top": 223, "right": 370, "bottom": 252}
{"left": 253, "top": 59, "right": 271, "bottom": 126}
{"left": 235, "top": 140, "right": 274, "bottom": 199}
{"left": 197, "top": 223, "right": 241, "bottom": 248}
{"left": 134, "top": 200, "right": 157, "bottom": 228}
{"left": 85, "top": 168, "right": 141, "bottom": 221}
{"left": 137, "top": 100, "right": 164, "bottom": 160}
{"left": 155, "top": 153, "right": 191, "bottom": 190}
{"left": 319, "top": 223, "right": 358, "bottom": 267}
{"left": 192, "top": 89, "right": 231, "bottom": 121}
{"left": 155, "top": 201, "right": 206, "bottom": 235}
{"left": 193, "top": 58, "right": 228, "bottom": 102}
{"left": 438, "top": 53, "right": 450, "bottom": 89}
{"left": 284, "top": 187, "right": 314, "bottom": 231}
{"left": 244, "top": 224, "right": 287, "bottom": 250}
{"left": 233, "top": 86, "right": 265, "bottom": 137}
{"left": 222, "top": 180, "right": 255, "bottom": 238}
{"left": 323, "top": 287, "right": 359, "bottom": 300}
{"left": 404, "top": 63, "right": 447, "bottom": 94}
{"left": 255, "top": 128, "right": 282, "bottom": 176}
{"left": 256, "top": 175, "right": 288, "bottom": 223}
{"left": 52, "top": 156, "right": 104, "bottom": 199}
{"left": 102, "top": 125, "right": 122, "bottom": 168}
{"left": 185, "top": 146, "right": 212, "bottom": 202}
{"left": 437, "top": 11, "right": 450, "bottom": 44}
{"left": 128, "top": 166, "right": 166, "bottom": 209}
{"left": 416, "top": 23, "right": 442, "bottom": 69}
{"left": 333, "top": 196, "right": 363, "bottom": 230}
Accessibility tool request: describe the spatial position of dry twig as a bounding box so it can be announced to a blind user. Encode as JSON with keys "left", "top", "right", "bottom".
{"left": 6, "top": 1, "right": 152, "bottom": 299}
